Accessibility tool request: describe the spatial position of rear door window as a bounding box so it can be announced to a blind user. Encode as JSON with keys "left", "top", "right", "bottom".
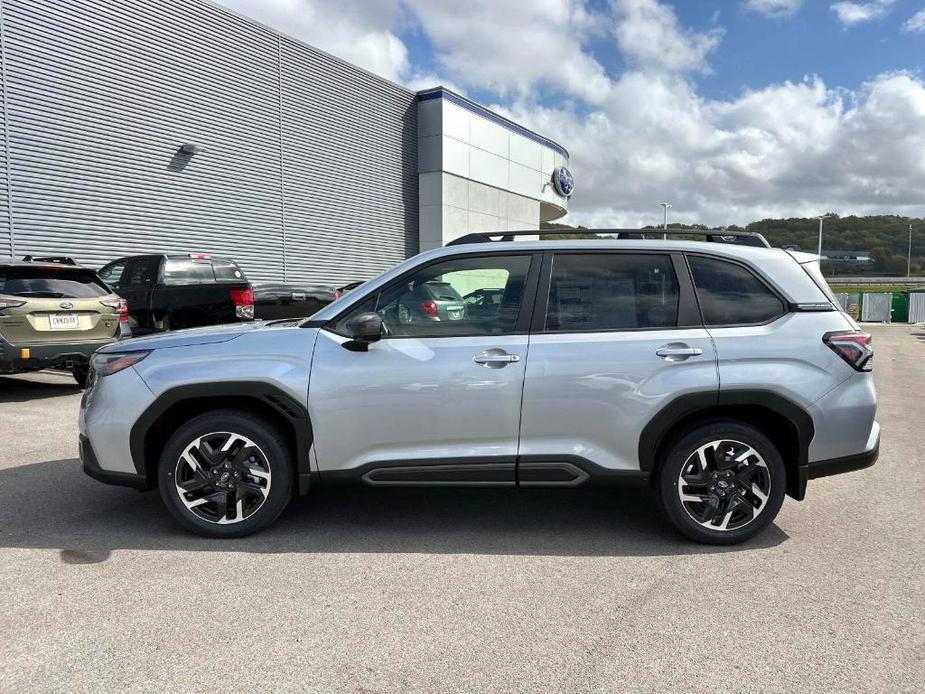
{"left": 122, "top": 257, "right": 161, "bottom": 287}
{"left": 688, "top": 255, "right": 785, "bottom": 326}
{"left": 0, "top": 267, "right": 110, "bottom": 298}
{"left": 545, "top": 253, "right": 679, "bottom": 331}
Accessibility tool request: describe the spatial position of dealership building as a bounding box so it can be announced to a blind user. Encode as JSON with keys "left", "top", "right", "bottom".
{"left": 0, "top": 0, "right": 571, "bottom": 285}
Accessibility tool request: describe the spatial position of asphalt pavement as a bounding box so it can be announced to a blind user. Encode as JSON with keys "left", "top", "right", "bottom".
{"left": 1, "top": 325, "right": 922, "bottom": 693}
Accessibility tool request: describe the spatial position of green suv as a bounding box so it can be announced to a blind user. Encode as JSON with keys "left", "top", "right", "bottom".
{"left": 0, "top": 259, "right": 126, "bottom": 386}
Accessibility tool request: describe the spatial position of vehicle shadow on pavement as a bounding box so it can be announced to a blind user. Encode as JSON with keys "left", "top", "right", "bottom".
{"left": 0, "top": 375, "right": 81, "bottom": 402}
{"left": 0, "top": 459, "right": 788, "bottom": 560}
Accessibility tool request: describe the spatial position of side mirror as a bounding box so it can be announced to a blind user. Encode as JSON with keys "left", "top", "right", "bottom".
{"left": 344, "top": 312, "right": 383, "bottom": 345}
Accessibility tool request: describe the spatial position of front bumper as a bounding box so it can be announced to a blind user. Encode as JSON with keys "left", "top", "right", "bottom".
{"left": 0, "top": 337, "right": 115, "bottom": 373}
{"left": 79, "top": 434, "right": 153, "bottom": 490}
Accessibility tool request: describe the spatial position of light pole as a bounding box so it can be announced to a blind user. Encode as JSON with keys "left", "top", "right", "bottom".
{"left": 908, "top": 223, "right": 913, "bottom": 277}
{"left": 816, "top": 214, "right": 832, "bottom": 258}
{"left": 660, "top": 202, "right": 671, "bottom": 240}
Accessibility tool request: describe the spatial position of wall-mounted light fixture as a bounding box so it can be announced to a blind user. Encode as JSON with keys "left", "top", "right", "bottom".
{"left": 179, "top": 142, "right": 202, "bottom": 154}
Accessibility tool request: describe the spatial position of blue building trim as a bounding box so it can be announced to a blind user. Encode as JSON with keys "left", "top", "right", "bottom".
{"left": 417, "top": 88, "right": 570, "bottom": 160}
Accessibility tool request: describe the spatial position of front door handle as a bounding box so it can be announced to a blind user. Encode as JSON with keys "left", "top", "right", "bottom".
{"left": 473, "top": 350, "right": 521, "bottom": 368}
{"left": 656, "top": 344, "right": 703, "bottom": 361}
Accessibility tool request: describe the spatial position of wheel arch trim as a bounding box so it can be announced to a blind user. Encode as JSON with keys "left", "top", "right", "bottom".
{"left": 128, "top": 382, "right": 313, "bottom": 491}
{"left": 639, "top": 389, "right": 815, "bottom": 499}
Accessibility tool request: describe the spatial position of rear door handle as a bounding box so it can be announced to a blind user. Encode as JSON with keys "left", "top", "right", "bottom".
{"left": 656, "top": 344, "right": 703, "bottom": 360}
{"left": 473, "top": 350, "right": 521, "bottom": 368}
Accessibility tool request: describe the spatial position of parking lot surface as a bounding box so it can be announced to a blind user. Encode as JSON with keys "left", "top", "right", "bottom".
{"left": 1, "top": 325, "right": 922, "bottom": 693}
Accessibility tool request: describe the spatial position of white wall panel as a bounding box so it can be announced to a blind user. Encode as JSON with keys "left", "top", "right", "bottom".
{"left": 442, "top": 101, "right": 469, "bottom": 144}
{"left": 470, "top": 117, "right": 508, "bottom": 158}
{"left": 510, "top": 133, "right": 542, "bottom": 171}
{"left": 441, "top": 135, "right": 470, "bottom": 179}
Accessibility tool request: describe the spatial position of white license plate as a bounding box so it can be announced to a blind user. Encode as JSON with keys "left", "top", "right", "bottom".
{"left": 49, "top": 313, "right": 80, "bottom": 330}
{"left": 448, "top": 309, "right": 464, "bottom": 320}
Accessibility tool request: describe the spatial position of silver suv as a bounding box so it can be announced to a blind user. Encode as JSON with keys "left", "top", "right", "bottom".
{"left": 78, "top": 230, "right": 878, "bottom": 544}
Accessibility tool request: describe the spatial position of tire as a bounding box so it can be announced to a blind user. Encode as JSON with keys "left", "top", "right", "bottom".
{"left": 157, "top": 410, "right": 294, "bottom": 538}
{"left": 655, "top": 421, "right": 786, "bottom": 545}
{"left": 72, "top": 367, "right": 89, "bottom": 389}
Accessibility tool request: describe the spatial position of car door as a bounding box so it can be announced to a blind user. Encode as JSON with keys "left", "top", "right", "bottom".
{"left": 308, "top": 252, "right": 539, "bottom": 485}
{"left": 517, "top": 251, "right": 718, "bottom": 483}
{"left": 117, "top": 256, "right": 162, "bottom": 334}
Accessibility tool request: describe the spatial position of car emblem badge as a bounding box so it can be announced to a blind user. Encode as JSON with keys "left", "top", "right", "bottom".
{"left": 551, "top": 166, "right": 574, "bottom": 198}
{"left": 59, "top": 301, "right": 74, "bottom": 310}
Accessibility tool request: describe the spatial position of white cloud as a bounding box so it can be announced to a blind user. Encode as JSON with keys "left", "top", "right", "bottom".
{"left": 902, "top": 8, "right": 925, "bottom": 32}
{"left": 507, "top": 70, "right": 925, "bottom": 227}
{"left": 830, "top": 1, "right": 896, "bottom": 27}
{"left": 216, "top": 0, "right": 409, "bottom": 81}
{"left": 404, "top": 0, "right": 613, "bottom": 104}
{"left": 743, "top": 0, "right": 805, "bottom": 18}
{"left": 613, "top": 0, "right": 724, "bottom": 74}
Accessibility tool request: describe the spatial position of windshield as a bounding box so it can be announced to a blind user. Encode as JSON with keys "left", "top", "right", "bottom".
{"left": 0, "top": 267, "right": 110, "bottom": 298}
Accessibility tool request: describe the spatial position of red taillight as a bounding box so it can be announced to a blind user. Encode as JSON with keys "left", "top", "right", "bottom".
{"left": 230, "top": 288, "right": 255, "bottom": 320}
{"left": 229, "top": 288, "right": 254, "bottom": 306}
{"left": 420, "top": 300, "right": 438, "bottom": 317}
{"left": 823, "top": 331, "right": 873, "bottom": 371}
{"left": 189, "top": 252, "right": 212, "bottom": 259}
{"left": 100, "top": 298, "right": 128, "bottom": 322}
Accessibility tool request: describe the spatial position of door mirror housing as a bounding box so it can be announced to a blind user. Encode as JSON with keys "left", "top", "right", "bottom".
{"left": 344, "top": 312, "right": 383, "bottom": 344}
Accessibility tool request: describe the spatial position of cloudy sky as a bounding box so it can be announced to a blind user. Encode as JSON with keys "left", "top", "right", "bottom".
{"left": 216, "top": 0, "right": 925, "bottom": 227}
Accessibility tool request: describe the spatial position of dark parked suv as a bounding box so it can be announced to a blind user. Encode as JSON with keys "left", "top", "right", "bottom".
{"left": 98, "top": 253, "right": 253, "bottom": 335}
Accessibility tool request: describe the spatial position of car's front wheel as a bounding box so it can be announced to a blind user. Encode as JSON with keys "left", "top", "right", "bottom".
{"left": 158, "top": 410, "right": 293, "bottom": 538}
{"left": 656, "top": 421, "right": 786, "bottom": 545}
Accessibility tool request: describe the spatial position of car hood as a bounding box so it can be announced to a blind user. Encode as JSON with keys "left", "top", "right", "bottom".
{"left": 98, "top": 321, "right": 282, "bottom": 353}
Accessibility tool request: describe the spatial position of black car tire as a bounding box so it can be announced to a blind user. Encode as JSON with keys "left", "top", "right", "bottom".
{"left": 655, "top": 421, "right": 786, "bottom": 545}
{"left": 158, "top": 410, "right": 293, "bottom": 538}
{"left": 72, "top": 367, "right": 89, "bottom": 389}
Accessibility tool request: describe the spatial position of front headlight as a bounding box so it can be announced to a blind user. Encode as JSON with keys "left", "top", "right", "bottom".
{"left": 89, "top": 350, "right": 151, "bottom": 386}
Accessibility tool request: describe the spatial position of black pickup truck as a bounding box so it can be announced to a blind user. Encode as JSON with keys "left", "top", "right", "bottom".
{"left": 251, "top": 282, "right": 338, "bottom": 320}
{"left": 97, "top": 253, "right": 254, "bottom": 335}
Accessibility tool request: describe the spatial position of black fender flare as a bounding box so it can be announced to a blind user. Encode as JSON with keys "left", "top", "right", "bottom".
{"left": 638, "top": 389, "right": 814, "bottom": 499}
{"left": 129, "top": 382, "right": 313, "bottom": 490}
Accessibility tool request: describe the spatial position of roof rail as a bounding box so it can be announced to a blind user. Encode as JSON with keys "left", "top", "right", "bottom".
{"left": 446, "top": 228, "right": 771, "bottom": 248}
{"left": 21, "top": 255, "right": 78, "bottom": 265}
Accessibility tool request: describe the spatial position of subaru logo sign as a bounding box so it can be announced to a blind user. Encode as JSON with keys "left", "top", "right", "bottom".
{"left": 552, "top": 166, "right": 574, "bottom": 198}
{"left": 59, "top": 301, "right": 74, "bottom": 310}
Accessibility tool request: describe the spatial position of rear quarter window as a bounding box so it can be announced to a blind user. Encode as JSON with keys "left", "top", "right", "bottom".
{"left": 0, "top": 267, "right": 110, "bottom": 298}
{"left": 212, "top": 262, "right": 246, "bottom": 282}
{"left": 163, "top": 259, "right": 216, "bottom": 285}
{"left": 688, "top": 255, "right": 785, "bottom": 326}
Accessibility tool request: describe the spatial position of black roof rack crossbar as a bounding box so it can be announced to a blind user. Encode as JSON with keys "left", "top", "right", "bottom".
{"left": 21, "top": 255, "right": 79, "bottom": 265}
{"left": 446, "top": 228, "right": 770, "bottom": 248}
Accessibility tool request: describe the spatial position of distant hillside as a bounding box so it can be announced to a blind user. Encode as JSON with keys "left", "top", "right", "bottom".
{"left": 541, "top": 215, "right": 924, "bottom": 276}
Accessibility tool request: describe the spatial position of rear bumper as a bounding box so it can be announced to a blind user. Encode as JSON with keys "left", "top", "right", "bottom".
{"left": 808, "top": 432, "right": 880, "bottom": 480}
{"left": 0, "top": 337, "right": 115, "bottom": 373}
{"left": 797, "top": 422, "right": 879, "bottom": 497}
{"left": 79, "top": 434, "right": 153, "bottom": 490}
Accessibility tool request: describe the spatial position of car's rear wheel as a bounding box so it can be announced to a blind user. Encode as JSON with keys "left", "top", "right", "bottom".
{"left": 655, "top": 421, "right": 786, "bottom": 545}
{"left": 158, "top": 410, "right": 293, "bottom": 538}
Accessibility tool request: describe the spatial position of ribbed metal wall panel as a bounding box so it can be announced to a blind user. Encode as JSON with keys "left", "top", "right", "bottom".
{"left": 279, "top": 36, "right": 417, "bottom": 285}
{"left": 0, "top": 0, "right": 418, "bottom": 283}
{"left": 0, "top": 1, "right": 12, "bottom": 258}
